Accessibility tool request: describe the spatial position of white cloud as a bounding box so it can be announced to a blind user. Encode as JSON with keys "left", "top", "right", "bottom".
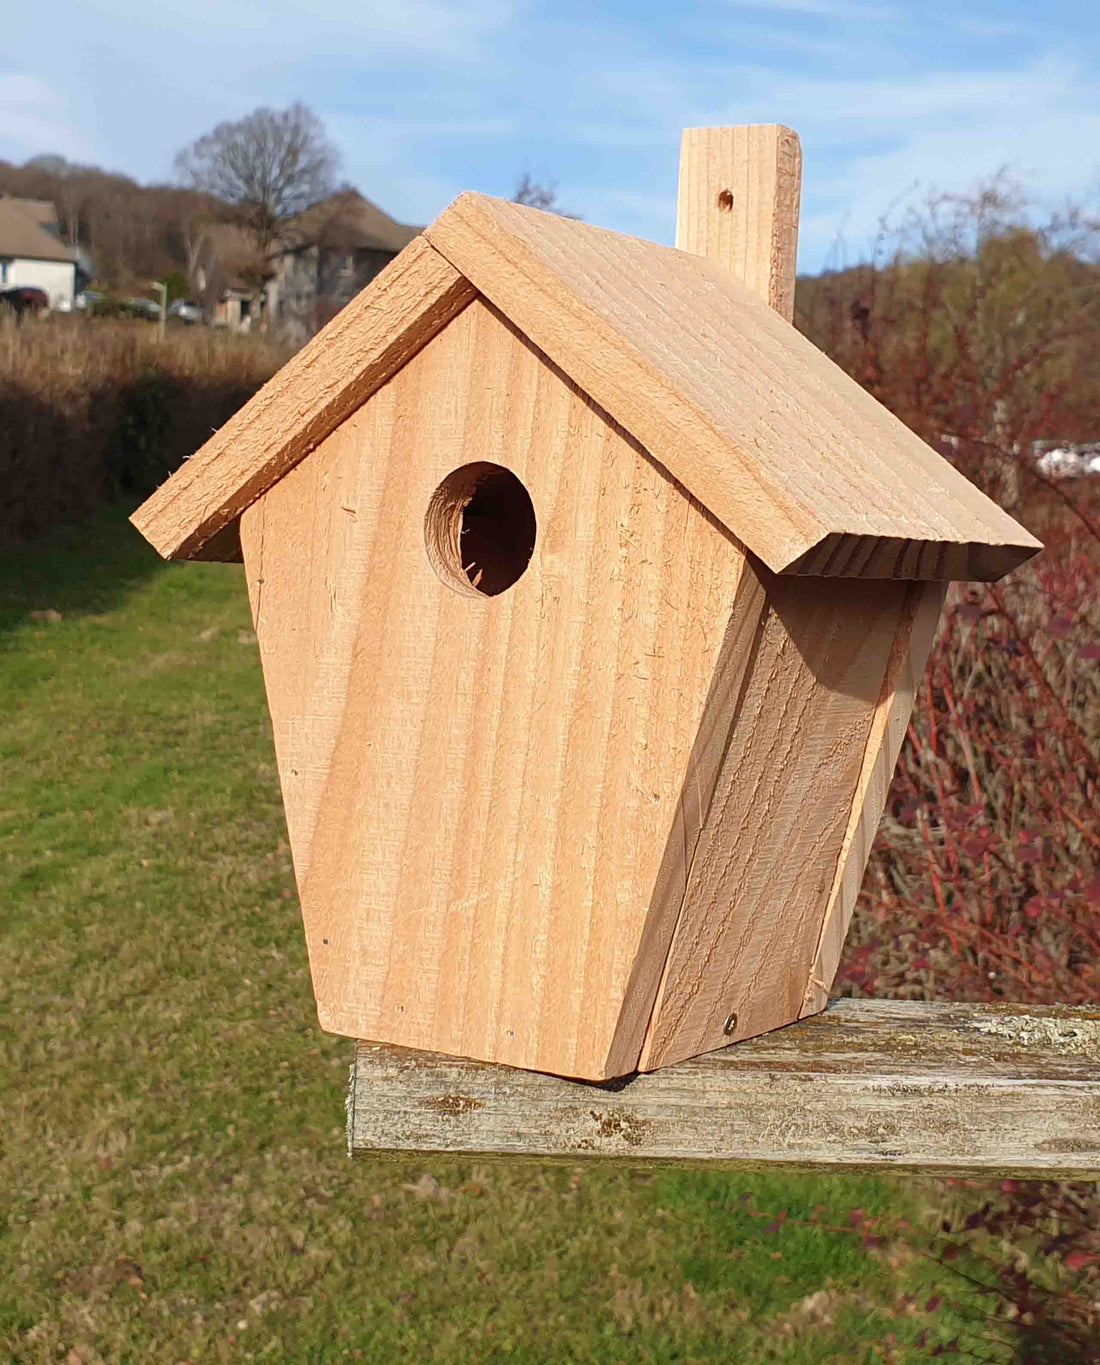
{"left": 0, "top": 71, "right": 96, "bottom": 163}
{"left": 757, "top": 56, "right": 1083, "bottom": 130}
{"left": 721, "top": 0, "right": 901, "bottom": 19}
{"left": 807, "top": 110, "right": 1100, "bottom": 260}
{"left": 5, "top": 0, "right": 1099, "bottom": 274}
{"left": 547, "top": 34, "right": 1098, "bottom": 264}
{"left": 955, "top": 16, "right": 1040, "bottom": 38}
{"left": 89, "top": 0, "right": 519, "bottom": 62}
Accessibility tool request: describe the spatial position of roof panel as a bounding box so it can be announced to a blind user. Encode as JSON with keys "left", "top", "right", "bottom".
{"left": 132, "top": 238, "right": 475, "bottom": 560}
{"left": 425, "top": 194, "right": 1040, "bottom": 580}
{"left": 0, "top": 197, "right": 77, "bottom": 263}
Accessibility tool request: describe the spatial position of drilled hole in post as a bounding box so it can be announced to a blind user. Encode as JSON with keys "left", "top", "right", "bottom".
{"left": 716, "top": 189, "right": 734, "bottom": 213}
{"left": 425, "top": 462, "right": 537, "bottom": 598}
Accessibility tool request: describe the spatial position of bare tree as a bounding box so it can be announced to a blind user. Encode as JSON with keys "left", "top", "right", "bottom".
{"left": 512, "top": 173, "right": 579, "bottom": 219}
{"left": 174, "top": 103, "right": 339, "bottom": 284}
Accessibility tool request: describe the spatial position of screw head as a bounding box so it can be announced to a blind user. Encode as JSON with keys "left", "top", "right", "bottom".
{"left": 723, "top": 1012, "right": 738, "bottom": 1037}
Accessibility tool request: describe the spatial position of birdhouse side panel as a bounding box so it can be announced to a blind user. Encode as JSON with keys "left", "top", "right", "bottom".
{"left": 799, "top": 580, "right": 946, "bottom": 1017}
{"left": 640, "top": 572, "right": 912, "bottom": 1070}
{"left": 241, "top": 297, "right": 748, "bottom": 1080}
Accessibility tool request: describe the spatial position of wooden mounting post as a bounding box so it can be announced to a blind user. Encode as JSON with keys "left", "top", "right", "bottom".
{"left": 675, "top": 123, "right": 802, "bottom": 320}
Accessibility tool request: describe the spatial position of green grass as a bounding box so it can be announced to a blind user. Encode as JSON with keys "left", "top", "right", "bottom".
{"left": 1, "top": 504, "right": 982, "bottom": 1364}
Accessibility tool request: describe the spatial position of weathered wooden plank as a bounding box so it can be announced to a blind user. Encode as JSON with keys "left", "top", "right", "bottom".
{"left": 349, "top": 999, "right": 1100, "bottom": 1177}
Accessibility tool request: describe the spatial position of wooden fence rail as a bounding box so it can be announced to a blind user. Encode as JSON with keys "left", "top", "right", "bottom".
{"left": 348, "top": 999, "right": 1100, "bottom": 1178}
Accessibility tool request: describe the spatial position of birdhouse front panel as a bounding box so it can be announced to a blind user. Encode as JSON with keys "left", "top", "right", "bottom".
{"left": 238, "top": 296, "right": 752, "bottom": 1080}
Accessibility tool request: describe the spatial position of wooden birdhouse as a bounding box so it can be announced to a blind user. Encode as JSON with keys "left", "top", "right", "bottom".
{"left": 132, "top": 126, "right": 1040, "bottom": 1082}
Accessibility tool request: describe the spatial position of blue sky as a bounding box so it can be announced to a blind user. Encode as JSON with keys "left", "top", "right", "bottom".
{"left": 2, "top": 0, "right": 1097, "bottom": 271}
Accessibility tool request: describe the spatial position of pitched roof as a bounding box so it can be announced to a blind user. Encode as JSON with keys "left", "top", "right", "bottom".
{"left": 133, "top": 237, "right": 475, "bottom": 560}
{"left": 294, "top": 189, "right": 421, "bottom": 255}
{"left": 0, "top": 196, "right": 77, "bottom": 263}
{"left": 196, "top": 221, "right": 263, "bottom": 292}
{"left": 12, "top": 198, "right": 56, "bottom": 228}
{"left": 192, "top": 194, "right": 422, "bottom": 294}
{"left": 425, "top": 196, "right": 1039, "bottom": 580}
{"left": 133, "top": 194, "right": 1040, "bottom": 580}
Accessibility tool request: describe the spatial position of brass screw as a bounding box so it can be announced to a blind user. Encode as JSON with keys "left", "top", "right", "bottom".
{"left": 723, "top": 1012, "right": 738, "bottom": 1037}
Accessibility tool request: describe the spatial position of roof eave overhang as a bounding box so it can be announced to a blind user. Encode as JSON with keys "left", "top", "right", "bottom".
{"left": 422, "top": 195, "right": 1042, "bottom": 584}
{"left": 0, "top": 251, "right": 76, "bottom": 264}
{"left": 781, "top": 532, "right": 1040, "bottom": 583}
{"left": 131, "top": 236, "right": 476, "bottom": 562}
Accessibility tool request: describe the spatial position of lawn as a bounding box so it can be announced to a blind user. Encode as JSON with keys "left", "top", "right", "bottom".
{"left": 1, "top": 504, "right": 983, "bottom": 1364}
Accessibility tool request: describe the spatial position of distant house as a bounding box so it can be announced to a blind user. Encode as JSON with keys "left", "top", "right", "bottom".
{"left": 188, "top": 190, "right": 421, "bottom": 340}
{"left": 264, "top": 190, "right": 421, "bottom": 342}
{"left": 0, "top": 196, "right": 78, "bottom": 308}
{"left": 187, "top": 222, "right": 265, "bottom": 330}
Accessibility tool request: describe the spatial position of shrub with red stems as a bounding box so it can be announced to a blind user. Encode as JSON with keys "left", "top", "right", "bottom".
{"left": 796, "top": 178, "right": 1100, "bottom": 1361}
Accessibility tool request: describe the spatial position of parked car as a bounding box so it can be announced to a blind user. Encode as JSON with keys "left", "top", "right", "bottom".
{"left": 1036, "top": 444, "right": 1100, "bottom": 480}
{"left": 169, "top": 298, "right": 203, "bottom": 324}
{"left": 74, "top": 290, "right": 104, "bottom": 311}
{"left": 122, "top": 297, "right": 162, "bottom": 320}
{"left": 0, "top": 286, "right": 49, "bottom": 318}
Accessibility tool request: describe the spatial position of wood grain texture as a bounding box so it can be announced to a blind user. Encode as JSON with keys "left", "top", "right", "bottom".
{"left": 604, "top": 565, "right": 765, "bottom": 1077}
{"left": 241, "top": 297, "right": 748, "bottom": 1080}
{"left": 425, "top": 193, "right": 1040, "bottom": 580}
{"left": 801, "top": 582, "right": 947, "bottom": 1016}
{"left": 133, "top": 237, "right": 475, "bottom": 560}
{"left": 640, "top": 574, "right": 907, "bottom": 1069}
{"left": 676, "top": 124, "right": 802, "bottom": 319}
{"left": 349, "top": 998, "right": 1100, "bottom": 1178}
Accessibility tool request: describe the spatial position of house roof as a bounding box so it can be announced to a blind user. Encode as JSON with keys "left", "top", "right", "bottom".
{"left": 12, "top": 198, "right": 56, "bottom": 228}
{"left": 295, "top": 189, "right": 421, "bottom": 255}
{"left": 0, "top": 196, "right": 77, "bottom": 264}
{"left": 133, "top": 194, "right": 1040, "bottom": 580}
{"left": 196, "top": 222, "right": 263, "bottom": 293}
{"left": 194, "top": 193, "right": 422, "bottom": 295}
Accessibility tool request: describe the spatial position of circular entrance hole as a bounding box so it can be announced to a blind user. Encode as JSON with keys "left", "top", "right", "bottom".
{"left": 425, "top": 462, "right": 537, "bottom": 598}
{"left": 716, "top": 188, "right": 734, "bottom": 213}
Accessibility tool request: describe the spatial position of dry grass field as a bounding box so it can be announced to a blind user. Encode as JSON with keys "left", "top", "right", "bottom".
{"left": 0, "top": 315, "right": 289, "bottom": 543}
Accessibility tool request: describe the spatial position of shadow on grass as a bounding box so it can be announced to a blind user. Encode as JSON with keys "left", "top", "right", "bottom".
{"left": 0, "top": 501, "right": 168, "bottom": 640}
